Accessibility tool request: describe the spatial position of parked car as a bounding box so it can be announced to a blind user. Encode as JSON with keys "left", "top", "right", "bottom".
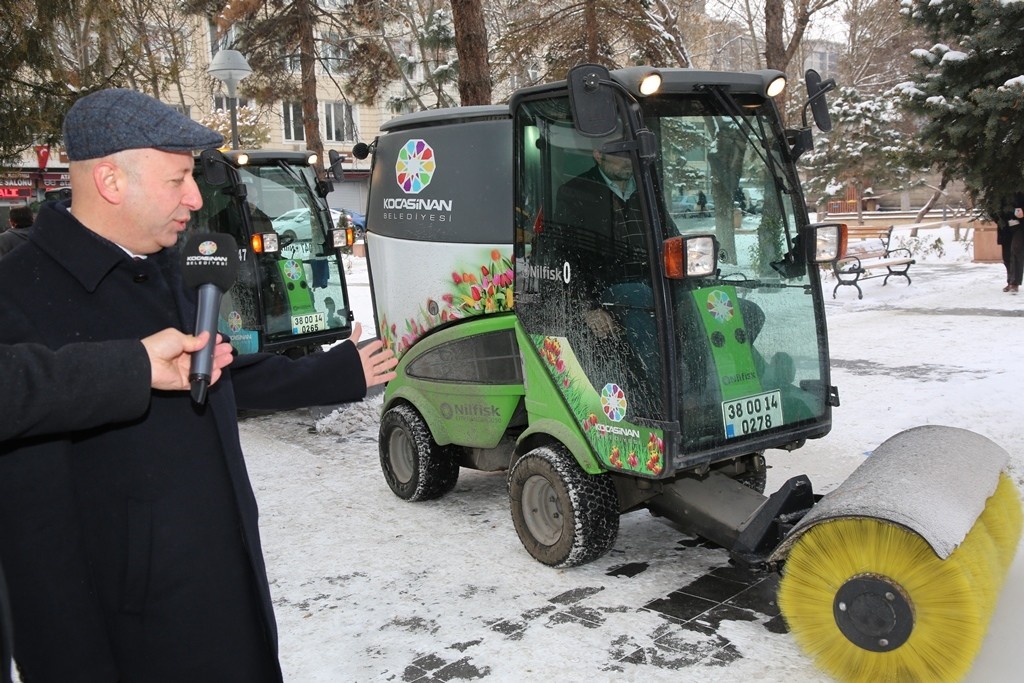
{"left": 671, "top": 193, "right": 714, "bottom": 216}
{"left": 271, "top": 207, "right": 343, "bottom": 241}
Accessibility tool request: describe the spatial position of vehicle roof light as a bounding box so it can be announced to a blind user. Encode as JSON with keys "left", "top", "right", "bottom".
{"left": 307, "top": 153, "right": 318, "bottom": 166}
{"left": 767, "top": 75, "right": 786, "bottom": 98}
{"left": 236, "top": 152, "right": 249, "bottom": 166}
{"left": 639, "top": 73, "right": 662, "bottom": 96}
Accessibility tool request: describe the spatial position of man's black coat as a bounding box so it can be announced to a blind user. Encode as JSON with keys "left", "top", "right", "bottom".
{"left": 0, "top": 202, "right": 368, "bottom": 682}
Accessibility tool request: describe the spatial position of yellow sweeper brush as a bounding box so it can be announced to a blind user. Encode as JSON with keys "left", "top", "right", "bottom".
{"left": 773, "top": 426, "right": 1022, "bottom": 683}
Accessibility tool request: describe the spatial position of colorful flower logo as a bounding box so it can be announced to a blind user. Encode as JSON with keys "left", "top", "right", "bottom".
{"left": 600, "top": 383, "right": 628, "bottom": 422}
{"left": 227, "top": 310, "right": 243, "bottom": 332}
{"left": 706, "top": 289, "right": 734, "bottom": 323}
{"left": 198, "top": 240, "right": 217, "bottom": 256}
{"left": 283, "top": 260, "right": 303, "bottom": 281}
{"left": 395, "top": 139, "right": 435, "bottom": 194}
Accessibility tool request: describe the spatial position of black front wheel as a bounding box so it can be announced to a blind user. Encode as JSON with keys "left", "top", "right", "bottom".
{"left": 379, "top": 403, "right": 459, "bottom": 501}
{"left": 508, "top": 445, "right": 619, "bottom": 567}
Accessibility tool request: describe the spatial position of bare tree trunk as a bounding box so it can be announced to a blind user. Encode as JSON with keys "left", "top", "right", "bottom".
{"left": 451, "top": 0, "right": 491, "bottom": 105}
{"left": 763, "top": 0, "right": 789, "bottom": 123}
{"left": 297, "top": 1, "right": 323, "bottom": 173}
{"left": 584, "top": 0, "right": 599, "bottom": 62}
{"left": 764, "top": 0, "right": 785, "bottom": 70}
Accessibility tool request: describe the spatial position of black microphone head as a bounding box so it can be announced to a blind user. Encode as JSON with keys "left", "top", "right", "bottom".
{"left": 181, "top": 232, "right": 240, "bottom": 290}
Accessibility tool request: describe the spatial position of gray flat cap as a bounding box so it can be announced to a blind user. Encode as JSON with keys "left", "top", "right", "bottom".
{"left": 63, "top": 89, "right": 224, "bottom": 161}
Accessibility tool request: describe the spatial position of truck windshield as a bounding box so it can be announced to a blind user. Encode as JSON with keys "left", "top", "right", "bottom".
{"left": 191, "top": 160, "right": 350, "bottom": 354}
{"left": 514, "top": 91, "right": 829, "bottom": 463}
{"left": 643, "top": 96, "right": 829, "bottom": 454}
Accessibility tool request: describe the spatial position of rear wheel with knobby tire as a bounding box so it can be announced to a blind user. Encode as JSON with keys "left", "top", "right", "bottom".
{"left": 379, "top": 403, "right": 459, "bottom": 501}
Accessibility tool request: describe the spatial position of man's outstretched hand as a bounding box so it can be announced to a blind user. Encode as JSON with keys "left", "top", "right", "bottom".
{"left": 347, "top": 322, "right": 398, "bottom": 388}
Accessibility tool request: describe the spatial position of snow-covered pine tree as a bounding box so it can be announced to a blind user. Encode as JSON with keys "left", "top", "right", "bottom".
{"left": 897, "top": 0, "right": 1024, "bottom": 212}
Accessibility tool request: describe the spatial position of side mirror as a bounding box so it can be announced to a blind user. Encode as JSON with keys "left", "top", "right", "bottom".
{"left": 199, "top": 149, "right": 229, "bottom": 187}
{"left": 328, "top": 149, "right": 346, "bottom": 181}
{"left": 805, "top": 69, "right": 835, "bottom": 133}
{"left": 568, "top": 63, "right": 619, "bottom": 137}
{"left": 805, "top": 222, "right": 846, "bottom": 263}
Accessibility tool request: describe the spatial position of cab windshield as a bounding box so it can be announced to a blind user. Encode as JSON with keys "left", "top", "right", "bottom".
{"left": 191, "top": 160, "right": 350, "bottom": 354}
{"left": 514, "top": 92, "right": 829, "bottom": 464}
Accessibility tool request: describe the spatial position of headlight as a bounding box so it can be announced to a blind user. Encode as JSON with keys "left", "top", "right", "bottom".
{"left": 329, "top": 227, "right": 352, "bottom": 248}
{"left": 664, "top": 234, "right": 718, "bottom": 279}
{"left": 251, "top": 231, "right": 279, "bottom": 254}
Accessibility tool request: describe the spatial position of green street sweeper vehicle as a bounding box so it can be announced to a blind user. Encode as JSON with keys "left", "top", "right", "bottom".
{"left": 357, "top": 64, "right": 1021, "bottom": 683}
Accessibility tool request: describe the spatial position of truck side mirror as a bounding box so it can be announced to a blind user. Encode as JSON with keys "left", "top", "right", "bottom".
{"left": 568, "top": 64, "right": 619, "bottom": 137}
{"left": 328, "top": 149, "right": 346, "bottom": 181}
{"left": 200, "top": 149, "right": 229, "bottom": 187}
{"left": 804, "top": 69, "right": 835, "bottom": 133}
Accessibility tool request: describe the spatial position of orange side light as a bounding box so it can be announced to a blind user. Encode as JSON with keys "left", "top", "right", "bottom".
{"left": 663, "top": 236, "right": 685, "bottom": 279}
{"left": 250, "top": 233, "right": 265, "bottom": 254}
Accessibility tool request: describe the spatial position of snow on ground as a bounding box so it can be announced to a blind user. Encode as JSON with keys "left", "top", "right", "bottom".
{"left": 241, "top": 227, "right": 1024, "bottom": 682}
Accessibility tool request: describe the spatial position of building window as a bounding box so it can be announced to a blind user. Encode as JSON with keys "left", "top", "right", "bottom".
{"left": 324, "top": 101, "right": 355, "bottom": 142}
{"left": 212, "top": 94, "right": 248, "bottom": 111}
{"left": 209, "top": 19, "right": 239, "bottom": 55}
{"left": 321, "top": 33, "right": 350, "bottom": 74}
{"left": 214, "top": 96, "right": 249, "bottom": 111}
{"left": 283, "top": 101, "right": 304, "bottom": 142}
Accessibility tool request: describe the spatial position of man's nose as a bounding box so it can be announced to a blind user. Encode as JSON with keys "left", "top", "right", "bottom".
{"left": 183, "top": 175, "right": 203, "bottom": 210}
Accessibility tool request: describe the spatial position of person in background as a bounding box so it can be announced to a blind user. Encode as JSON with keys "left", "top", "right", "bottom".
{"left": 324, "top": 296, "right": 343, "bottom": 328}
{"left": 995, "top": 192, "right": 1024, "bottom": 293}
{"left": 1, "top": 328, "right": 234, "bottom": 683}
{"left": 0, "top": 207, "right": 34, "bottom": 258}
{"left": 0, "top": 88, "right": 396, "bottom": 683}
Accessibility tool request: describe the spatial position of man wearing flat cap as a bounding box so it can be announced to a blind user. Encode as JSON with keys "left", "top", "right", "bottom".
{"left": 0, "top": 89, "right": 396, "bottom": 682}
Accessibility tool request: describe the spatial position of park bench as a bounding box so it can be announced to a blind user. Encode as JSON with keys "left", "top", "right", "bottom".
{"left": 831, "top": 225, "right": 915, "bottom": 299}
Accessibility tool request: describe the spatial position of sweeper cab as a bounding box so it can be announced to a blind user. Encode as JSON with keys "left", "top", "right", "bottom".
{"left": 358, "top": 65, "right": 1022, "bottom": 682}
{"left": 188, "top": 149, "right": 356, "bottom": 356}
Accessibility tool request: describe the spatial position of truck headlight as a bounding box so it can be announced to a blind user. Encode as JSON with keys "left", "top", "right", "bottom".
{"left": 251, "top": 232, "right": 279, "bottom": 254}
{"left": 664, "top": 234, "right": 718, "bottom": 279}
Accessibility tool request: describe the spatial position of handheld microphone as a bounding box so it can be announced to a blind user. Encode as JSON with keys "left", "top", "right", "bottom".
{"left": 181, "top": 232, "right": 240, "bottom": 404}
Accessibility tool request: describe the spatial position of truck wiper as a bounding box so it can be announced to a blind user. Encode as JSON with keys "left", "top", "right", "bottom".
{"left": 719, "top": 273, "right": 811, "bottom": 292}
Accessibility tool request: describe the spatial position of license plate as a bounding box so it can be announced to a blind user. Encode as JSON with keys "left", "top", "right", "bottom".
{"left": 722, "top": 390, "right": 783, "bottom": 438}
{"left": 291, "top": 313, "right": 325, "bottom": 335}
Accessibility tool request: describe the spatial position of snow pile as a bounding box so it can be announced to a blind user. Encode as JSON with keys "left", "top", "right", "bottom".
{"left": 313, "top": 393, "right": 383, "bottom": 440}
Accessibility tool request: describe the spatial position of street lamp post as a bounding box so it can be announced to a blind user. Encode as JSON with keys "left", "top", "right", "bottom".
{"left": 208, "top": 49, "right": 252, "bottom": 150}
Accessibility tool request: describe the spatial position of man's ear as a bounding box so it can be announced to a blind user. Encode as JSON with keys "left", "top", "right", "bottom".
{"left": 93, "top": 161, "right": 126, "bottom": 205}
